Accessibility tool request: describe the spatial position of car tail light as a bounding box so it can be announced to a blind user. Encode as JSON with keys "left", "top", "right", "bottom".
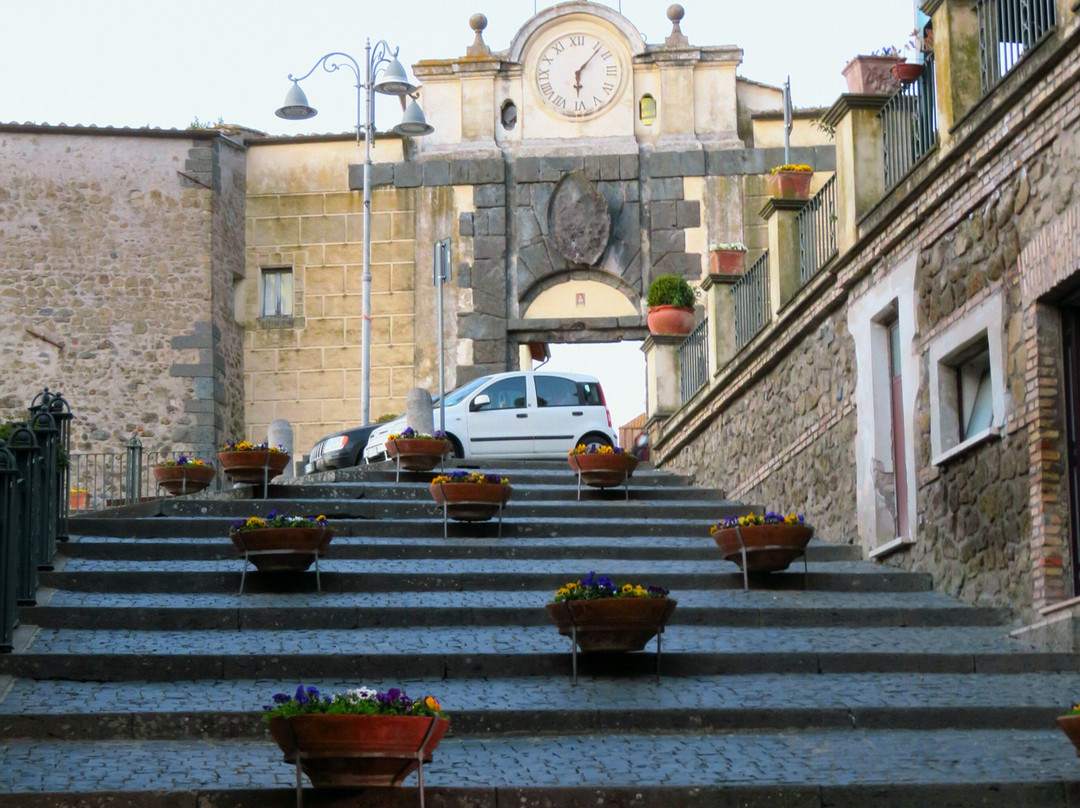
{"left": 597, "top": 384, "right": 612, "bottom": 427}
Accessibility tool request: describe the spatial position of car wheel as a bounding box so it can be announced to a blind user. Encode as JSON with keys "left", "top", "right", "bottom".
{"left": 447, "top": 434, "right": 465, "bottom": 459}
{"left": 579, "top": 433, "right": 613, "bottom": 449}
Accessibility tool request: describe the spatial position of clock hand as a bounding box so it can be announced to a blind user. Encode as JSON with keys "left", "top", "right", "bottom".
{"left": 574, "top": 50, "right": 599, "bottom": 97}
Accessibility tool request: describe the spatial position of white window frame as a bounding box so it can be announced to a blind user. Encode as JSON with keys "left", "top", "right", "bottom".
{"left": 261, "top": 267, "right": 293, "bottom": 318}
{"left": 848, "top": 253, "right": 918, "bottom": 558}
{"left": 928, "top": 292, "right": 1006, "bottom": 466}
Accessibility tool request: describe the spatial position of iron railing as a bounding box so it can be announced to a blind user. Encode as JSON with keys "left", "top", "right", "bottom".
{"left": 68, "top": 446, "right": 223, "bottom": 511}
{"left": 734, "top": 251, "right": 771, "bottom": 350}
{"left": 798, "top": 174, "right": 838, "bottom": 286}
{"left": 978, "top": 0, "right": 1057, "bottom": 94}
{"left": 881, "top": 52, "right": 938, "bottom": 191}
{"left": 678, "top": 318, "right": 709, "bottom": 404}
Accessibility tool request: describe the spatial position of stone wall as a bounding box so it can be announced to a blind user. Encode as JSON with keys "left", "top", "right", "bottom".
{"left": 0, "top": 127, "right": 239, "bottom": 460}
{"left": 667, "top": 308, "right": 859, "bottom": 545}
{"left": 244, "top": 138, "right": 414, "bottom": 456}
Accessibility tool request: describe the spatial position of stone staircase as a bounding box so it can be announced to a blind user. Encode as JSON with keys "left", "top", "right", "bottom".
{"left": 3, "top": 461, "right": 1080, "bottom": 807}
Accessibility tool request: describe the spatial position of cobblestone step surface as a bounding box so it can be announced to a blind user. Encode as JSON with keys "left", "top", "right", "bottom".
{"left": 22, "top": 588, "right": 1007, "bottom": 630}
{"left": 2, "top": 729, "right": 1078, "bottom": 804}
{"left": 4, "top": 673, "right": 1077, "bottom": 738}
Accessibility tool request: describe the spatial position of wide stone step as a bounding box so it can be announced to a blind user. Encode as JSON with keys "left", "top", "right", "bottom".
{"left": 39, "top": 559, "right": 933, "bottom": 594}
{"left": 265, "top": 480, "right": 726, "bottom": 502}
{"left": 2, "top": 729, "right": 1078, "bottom": 805}
{"left": 1, "top": 625, "right": 1070, "bottom": 681}
{"left": 23, "top": 588, "right": 1007, "bottom": 630}
{"left": 3, "top": 672, "right": 1078, "bottom": 740}
{"left": 55, "top": 535, "right": 862, "bottom": 563}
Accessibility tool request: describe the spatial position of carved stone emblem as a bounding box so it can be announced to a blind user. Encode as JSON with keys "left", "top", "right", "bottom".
{"left": 547, "top": 172, "right": 611, "bottom": 266}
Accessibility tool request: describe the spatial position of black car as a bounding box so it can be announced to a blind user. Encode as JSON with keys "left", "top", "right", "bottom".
{"left": 304, "top": 425, "right": 378, "bottom": 473}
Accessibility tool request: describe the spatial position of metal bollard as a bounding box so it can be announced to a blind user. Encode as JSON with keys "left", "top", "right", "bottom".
{"left": 7, "top": 424, "right": 41, "bottom": 606}
{"left": 0, "top": 441, "right": 20, "bottom": 652}
{"left": 125, "top": 433, "right": 143, "bottom": 506}
{"left": 29, "top": 411, "right": 59, "bottom": 573}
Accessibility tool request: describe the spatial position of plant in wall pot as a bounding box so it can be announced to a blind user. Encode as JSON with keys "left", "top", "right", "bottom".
{"left": 264, "top": 684, "right": 449, "bottom": 790}
{"left": 152, "top": 456, "right": 216, "bottom": 496}
{"left": 709, "top": 511, "right": 814, "bottom": 574}
{"left": 841, "top": 47, "right": 902, "bottom": 94}
{"left": 766, "top": 164, "right": 814, "bottom": 200}
{"left": 646, "top": 274, "right": 697, "bottom": 336}
{"left": 707, "top": 241, "right": 748, "bottom": 275}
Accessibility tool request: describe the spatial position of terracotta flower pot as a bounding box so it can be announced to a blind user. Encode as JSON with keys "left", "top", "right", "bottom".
{"left": 708, "top": 248, "right": 746, "bottom": 275}
{"left": 711, "top": 523, "right": 814, "bottom": 573}
{"left": 429, "top": 482, "right": 512, "bottom": 522}
{"left": 646, "top": 305, "right": 696, "bottom": 336}
{"left": 891, "top": 61, "right": 924, "bottom": 85}
{"left": 1058, "top": 714, "right": 1080, "bottom": 756}
{"left": 152, "top": 464, "right": 216, "bottom": 496}
{"left": 386, "top": 437, "right": 451, "bottom": 471}
{"left": 545, "top": 597, "right": 677, "bottom": 652}
{"left": 766, "top": 170, "right": 813, "bottom": 200}
{"left": 568, "top": 453, "right": 638, "bottom": 489}
{"left": 268, "top": 713, "right": 450, "bottom": 787}
{"left": 217, "top": 450, "right": 290, "bottom": 484}
{"left": 229, "top": 526, "right": 333, "bottom": 572}
{"left": 841, "top": 54, "right": 902, "bottom": 94}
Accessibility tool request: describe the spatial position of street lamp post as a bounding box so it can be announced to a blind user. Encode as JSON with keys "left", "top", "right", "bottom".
{"left": 276, "top": 41, "right": 434, "bottom": 426}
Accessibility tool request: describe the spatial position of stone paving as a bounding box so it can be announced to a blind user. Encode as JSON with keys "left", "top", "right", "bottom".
{"left": 3, "top": 464, "right": 1080, "bottom": 806}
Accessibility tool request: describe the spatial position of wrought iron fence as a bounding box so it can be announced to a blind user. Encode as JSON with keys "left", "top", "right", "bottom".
{"left": 678, "top": 318, "right": 709, "bottom": 404}
{"left": 67, "top": 444, "right": 223, "bottom": 511}
{"left": 881, "top": 52, "right": 938, "bottom": 191}
{"left": 734, "top": 251, "right": 771, "bottom": 350}
{"left": 798, "top": 174, "right": 838, "bottom": 286}
{"left": 978, "top": 0, "right": 1057, "bottom": 93}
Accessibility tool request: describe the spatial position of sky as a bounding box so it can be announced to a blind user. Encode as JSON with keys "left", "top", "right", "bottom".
{"left": 3, "top": 0, "right": 918, "bottom": 435}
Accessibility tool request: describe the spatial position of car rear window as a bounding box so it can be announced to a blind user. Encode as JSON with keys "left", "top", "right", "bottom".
{"left": 579, "top": 381, "right": 603, "bottom": 406}
{"left": 536, "top": 375, "right": 585, "bottom": 407}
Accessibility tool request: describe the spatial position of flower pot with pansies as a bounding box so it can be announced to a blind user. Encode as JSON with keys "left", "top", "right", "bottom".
{"left": 385, "top": 427, "right": 452, "bottom": 472}
{"left": 709, "top": 511, "right": 814, "bottom": 574}
{"left": 766, "top": 165, "right": 814, "bottom": 200}
{"left": 568, "top": 442, "right": 638, "bottom": 492}
{"left": 217, "top": 440, "right": 291, "bottom": 486}
{"left": 152, "top": 456, "right": 216, "bottom": 496}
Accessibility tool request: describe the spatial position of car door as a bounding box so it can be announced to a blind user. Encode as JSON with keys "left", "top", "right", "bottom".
{"left": 531, "top": 374, "right": 591, "bottom": 456}
{"left": 463, "top": 374, "right": 534, "bottom": 457}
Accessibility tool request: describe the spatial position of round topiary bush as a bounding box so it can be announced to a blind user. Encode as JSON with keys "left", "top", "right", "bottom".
{"left": 646, "top": 274, "right": 695, "bottom": 309}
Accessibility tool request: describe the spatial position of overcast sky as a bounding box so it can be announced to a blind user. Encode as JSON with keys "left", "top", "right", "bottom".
{"left": 3, "top": 0, "right": 918, "bottom": 433}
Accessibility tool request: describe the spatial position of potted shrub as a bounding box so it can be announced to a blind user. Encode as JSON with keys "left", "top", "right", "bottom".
{"left": 217, "top": 440, "right": 290, "bottom": 485}
{"left": 568, "top": 442, "right": 638, "bottom": 496}
{"left": 766, "top": 164, "right": 814, "bottom": 199}
{"left": 152, "top": 456, "right": 216, "bottom": 496}
{"left": 841, "top": 49, "right": 902, "bottom": 94}
{"left": 707, "top": 242, "right": 747, "bottom": 275}
{"left": 264, "top": 684, "right": 449, "bottom": 790}
{"left": 645, "top": 274, "right": 696, "bottom": 336}
{"left": 385, "top": 427, "right": 452, "bottom": 472}
{"left": 545, "top": 571, "right": 677, "bottom": 654}
{"left": 229, "top": 511, "right": 333, "bottom": 574}
{"left": 709, "top": 510, "right": 814, "bottom": 574}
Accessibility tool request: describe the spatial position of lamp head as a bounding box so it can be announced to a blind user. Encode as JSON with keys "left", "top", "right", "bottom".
{"left": 373, "top": 57, "right": 417, "bottom": 96}
{"left": 393, "top": 99, "right": 434, "bottom": 137}
{"left": 275, "top": 81, "right": 317, "bottom": 120}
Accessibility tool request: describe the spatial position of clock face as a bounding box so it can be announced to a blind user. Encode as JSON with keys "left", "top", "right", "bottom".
{"left": 534, "top": 32, "right": 623, "bottom": 117}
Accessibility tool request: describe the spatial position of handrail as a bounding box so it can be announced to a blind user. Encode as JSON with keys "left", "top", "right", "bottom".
{"left": 734, "top": 251, "right": 771, "bottom": 350}
{"left": 678, "top": 318, "right": 709, "bottom": 405}
{"left": 798, "top": 174, "right": 838, "bottom": 286}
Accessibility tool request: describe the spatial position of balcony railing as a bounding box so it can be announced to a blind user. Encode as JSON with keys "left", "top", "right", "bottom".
{"left": 978, "top": 0, "right": 1057, "bottom": 94}
{"left": 68, "top": 448, "right": 223, "bottom": 511}
{"left": 734, "top": 251, "right": 771, "bottom": 350}
{"left": 881, "top": 53, "right": 938, "bottom": 191}
{"left": 678, "top": 318, "right": 709, "bottom": 404}
{"left": 798, "top": 174, "right": 838, "bottom": 286}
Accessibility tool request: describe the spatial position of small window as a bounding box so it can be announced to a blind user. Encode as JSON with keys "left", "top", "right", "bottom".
{"left": 261, "top": 268, "right": 293, "bottom": 317}
{"left": 956, "top": 347, "right": 993, "bottom": 441}
{"left": 639, "top": 95, "right": 656, "bottom": 126}
{"left": 472, "top": 376, "right": 527, "bottom": 411}
{"left": 536, "top": 375, "right": 583, "bottom": 408}
{"left": 501, "top": 100, "right": 518, "bottom": 131}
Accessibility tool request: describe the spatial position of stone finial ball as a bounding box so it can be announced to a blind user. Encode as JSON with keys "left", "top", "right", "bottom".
{"left": 667, "top": 4, "right": 685, "bottom": 23}
{"left": 470, "top": 13, "right": 488, "bottom": 32}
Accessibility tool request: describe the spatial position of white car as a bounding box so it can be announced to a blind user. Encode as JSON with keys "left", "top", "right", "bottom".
{"left": 363, "top": 371, "right": 619, "bottom": 462}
